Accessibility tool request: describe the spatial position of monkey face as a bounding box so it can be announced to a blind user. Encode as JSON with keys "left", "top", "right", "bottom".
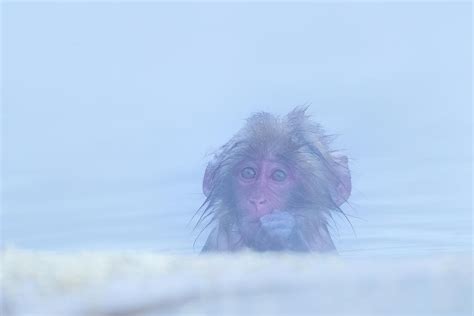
{"left": 232, "top": 158, "right": 295, "bottom": 220}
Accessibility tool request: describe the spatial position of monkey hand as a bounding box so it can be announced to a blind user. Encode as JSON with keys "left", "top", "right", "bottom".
{"left": 259, "top": 211, "right": 296, "bottom": 243}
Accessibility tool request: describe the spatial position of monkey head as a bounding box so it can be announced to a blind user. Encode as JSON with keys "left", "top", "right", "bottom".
{"left": 198, "top": 106, "right": 351, "bottom": 252}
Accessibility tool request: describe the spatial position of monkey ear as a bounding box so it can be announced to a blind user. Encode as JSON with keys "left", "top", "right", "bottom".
{"left": 331, "top": 154, "right": 351, "bottom": 207}
{"left": 203, "top": 163, "right": 214, "bottom": 197}
{"left": 202, "top": 145, "right": 230, "bottom": 197}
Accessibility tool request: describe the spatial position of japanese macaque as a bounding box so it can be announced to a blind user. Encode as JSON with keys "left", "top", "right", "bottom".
{"left": 195, "top": 106, "right": 351, "bottom": 253}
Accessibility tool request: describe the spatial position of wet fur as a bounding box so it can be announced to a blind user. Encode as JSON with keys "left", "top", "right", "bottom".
{"left": 195, "top": 106, "right": 351, "bottom": 252}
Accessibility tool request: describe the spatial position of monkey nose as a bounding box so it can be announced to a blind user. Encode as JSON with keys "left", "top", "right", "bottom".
{"left": 249, "top": 198, "right": 267, "bottom": 206}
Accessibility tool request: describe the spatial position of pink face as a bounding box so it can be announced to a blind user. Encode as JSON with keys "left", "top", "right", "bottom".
{"left": 233, "top": 158, "right": 294, "bottom": 219}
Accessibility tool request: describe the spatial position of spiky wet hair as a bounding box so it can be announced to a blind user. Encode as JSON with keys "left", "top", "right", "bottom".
{"left": 195, "top": 106, "right": 351, "bottom": 234}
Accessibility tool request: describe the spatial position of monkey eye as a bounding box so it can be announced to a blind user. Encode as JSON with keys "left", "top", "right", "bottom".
{"left": 240, "top": 167, "right": 257, "bottom": 179}
{"left": 271, "top": 169, "right": 287, "bottom": 182}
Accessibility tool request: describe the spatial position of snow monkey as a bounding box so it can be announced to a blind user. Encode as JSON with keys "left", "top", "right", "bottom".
{"left": 195, "top": 106, "right": 351, "bottom": 252}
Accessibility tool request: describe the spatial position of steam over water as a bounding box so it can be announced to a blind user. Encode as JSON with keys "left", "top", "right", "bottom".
{"left": 2, "top": 2, "right": 471, "bottom": 315}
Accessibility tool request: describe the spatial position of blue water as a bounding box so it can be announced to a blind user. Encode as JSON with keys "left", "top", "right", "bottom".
{"left": 2, "top": 2, "right": 471, "bottom": 257}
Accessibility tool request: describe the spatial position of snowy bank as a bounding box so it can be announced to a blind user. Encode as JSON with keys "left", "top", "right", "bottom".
{"left": 1, "top": 249, "right": 471, "bottom": 316}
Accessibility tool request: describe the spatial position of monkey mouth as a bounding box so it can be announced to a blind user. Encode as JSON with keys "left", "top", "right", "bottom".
{"left": 239, "top": 215, "right": 260, "bottom": 225}
{"left": 241, "top": 211, "right": 266, "bottom": 221}
{"left": 241, "top": 208, "right": 282, "bottom": 223}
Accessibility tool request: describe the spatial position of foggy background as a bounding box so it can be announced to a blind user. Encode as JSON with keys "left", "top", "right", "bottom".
{"left": 2, "top": 2, "right": 472, "bottom": 256}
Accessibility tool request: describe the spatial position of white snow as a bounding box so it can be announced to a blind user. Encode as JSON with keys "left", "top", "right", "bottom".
{"left": 2, "top": 249, "right": 471, "bottom": 316}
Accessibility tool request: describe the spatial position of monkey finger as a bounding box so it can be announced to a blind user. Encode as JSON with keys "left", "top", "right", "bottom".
{"left": 260, "top": 214, "right": 296, "bottom": 240}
